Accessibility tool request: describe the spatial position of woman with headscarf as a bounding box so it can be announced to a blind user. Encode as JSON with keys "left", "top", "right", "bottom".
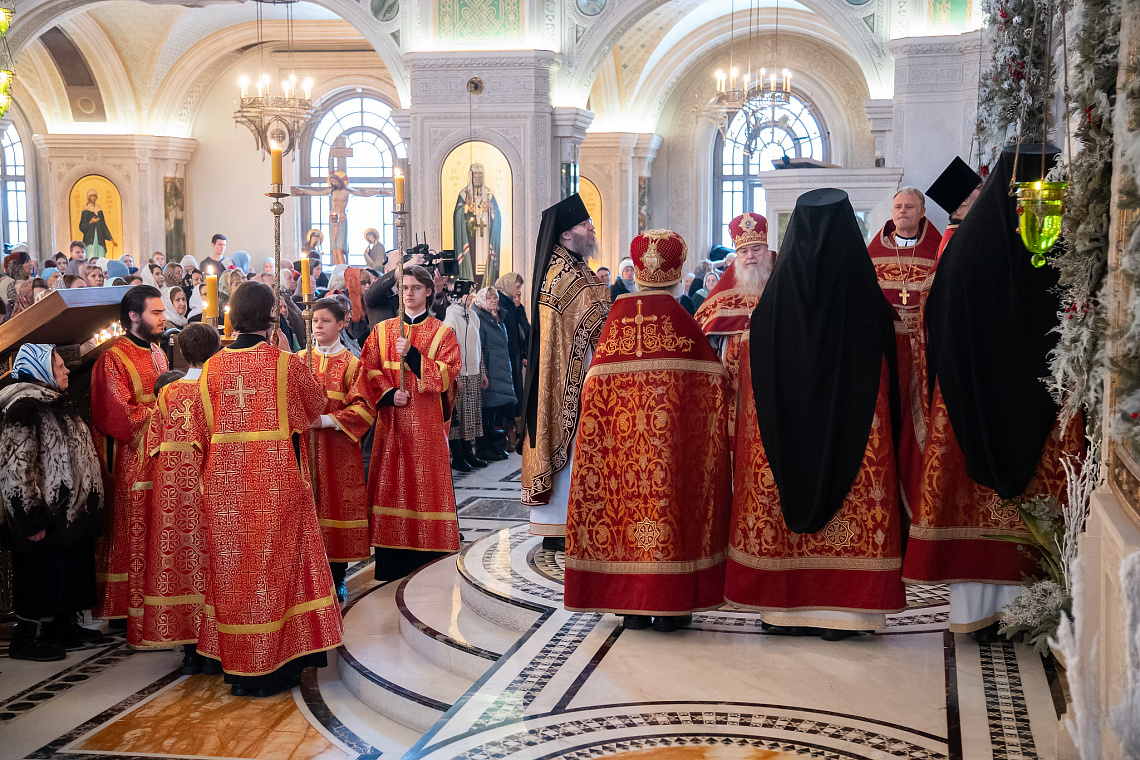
{"left": 608, "top": 257, "right": 637, "bottom": 302}
{"left": 106, "top": 260, "right": 129, "bottom": 281}
{"left": 230, "top": 250, "right": 251, "bottom": 275}
{"left": 187, "top": 283, "right": 206, "bottom": 323}
{"left": 0, "top": 344, "right": 105, "bottom": 660}
{"left": 474, "top": 287, "right": 516, "bottom": 461}
{"left": 6, "top": 280, "right": 34, "bottom": 318}
{"left": 162, "top": 285, "right": 189, "bottom": 329}
{"left": 140, "top": 263, "right": 160, "bottom": 288}
{"left": 2, "top": 250, "right": 32, "bottom": 306}
{"left": 163, "top": 263, "right": 184, "bottom": 289}
{"left": 41, "top": 268, "right": 61, "bottom": 289}
{"left": 494, "top": 272, "right": 527, "bottom": 421}
{"left": 326, "top": 263, "right": 348, "bottom": 295}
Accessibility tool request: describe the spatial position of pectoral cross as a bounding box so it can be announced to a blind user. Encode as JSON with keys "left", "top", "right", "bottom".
{"left": 170, "top": 399, "right": 194, "bottom": 431}
{"left": 900, "top": 285, "right": 910, "bottom": 306}
{"left": 622, "top": 299, "right": 658, "bottom": 357}
{"left": 224, "top": 376, "right": 257, "bottom": 408}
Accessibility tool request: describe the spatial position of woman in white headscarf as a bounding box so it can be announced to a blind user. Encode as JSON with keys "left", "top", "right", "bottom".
{"left": 179, "top": 255, "right": 197, "bottom": 272}
{"left": 0, "top": 344, "right": 104, "bottom": 661}
{"left": 326, "top": 263, "right": 349, "bottom": 294}
{"left": 187, "top": 283, "right": 206, "bottom": 322}
{"left": 139, "top": 263, "right": 160, "bottom": 288}
{"left": 162, "top": 285, "right": 188, "bottom": 328}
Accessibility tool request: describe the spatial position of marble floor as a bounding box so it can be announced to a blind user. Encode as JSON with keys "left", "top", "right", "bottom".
{"left": 0, "top": 454, "right": 1069, "bottom": 760}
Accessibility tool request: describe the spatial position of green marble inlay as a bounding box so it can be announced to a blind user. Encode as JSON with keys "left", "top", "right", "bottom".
{"left": 436, "top": 0, "right": 523, "bottom": 41}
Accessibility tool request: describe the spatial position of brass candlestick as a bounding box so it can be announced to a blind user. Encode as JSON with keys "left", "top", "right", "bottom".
{"left": 394, "top": 201, "right": 409, "bottom": 391}
{"left": 267, "top": 183, "right": 288, "bottom": 346}
{"left": 302, "top": 291, "right": 318, "bottom": 500}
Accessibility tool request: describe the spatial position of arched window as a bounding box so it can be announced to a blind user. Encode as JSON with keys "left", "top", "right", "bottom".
{"left": 1, "top": 124, "right": 28, "bottom": 248}
{"left": 712, "top": 92, "right": 827, "bottom": 248}
{"left": 300, "top": 93, "right": 406, "bottom": 267}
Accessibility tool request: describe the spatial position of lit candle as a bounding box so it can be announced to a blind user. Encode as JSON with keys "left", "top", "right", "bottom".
{"left": 269, "top": 140, "right": 282, "bottom": 185}
{"left": 394, "top": 169, "right": 405, "bottom": 205}
{"left": 224, "top": 305, "right": 232, "bottom": 338}
{"left": 300, "top": 260, "right": 312, "bottom": 295}
{"left": 206, "top": 273, "right": 218, "bottom": 318}
{"left": 256, "top": 79, "right": 264, "bottom": 97}
{"left": 783, "top": 70, "right": 791, "bottom": 93}
{"left": 730, "top": 67, "right": 738, "bottom": 91}
{"left": 302, "top": 78, "right": 313, "bottom": 100}
{"left": 239, "top": 75, "right": 249, "bottom": 99}
{"left": 288, "top": 74, "right": 297, "bottom": 99}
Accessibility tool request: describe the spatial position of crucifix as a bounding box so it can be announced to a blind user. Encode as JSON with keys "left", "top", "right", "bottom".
{"left": 899, "top": 285, "right": 910, "bottom": 306}
{"left": 170, "top": 399, "right": 194, "bottom": 431}
{"left": 291, "top": 135, "right": 391, "bottom": 266}
{"left": 622, "top": 298, "right": 658, "bottom": 358}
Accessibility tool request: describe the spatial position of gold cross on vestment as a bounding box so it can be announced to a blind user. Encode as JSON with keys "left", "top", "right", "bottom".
{"left": 224, "top": 376, "right": 257, "bottom": 408}
{"left": 621, "top": 299, "right": 658, "bottom": 358}
{"left": 899, "top": 285, "right": 910, "bottom": 305}
{"left": 170, "top": 399, "right": 194, "bottom": 431}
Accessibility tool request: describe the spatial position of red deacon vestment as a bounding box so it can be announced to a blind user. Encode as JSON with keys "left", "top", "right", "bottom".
{"left": 91, "top": 336, "right": 168, "bottom": 619}
{"left": 724, "top": 338, "right": 906, "bottom": 630}
{"left": 867, "top": 217, "right": 940, "bottom": 516}
{"left": 187, "top": 340, "right": 343, "bottom": 677}
{"left": 564, "top": 292, "right": 732, "bottom": 615}
{"left": 359, "top": 314, "right": 462, "bottom": 555}
{"left": 129, "top": 375, "right": 208, "bottom": 649}
{"left": 299, "top": 346, "right": 374, "bottom": 563}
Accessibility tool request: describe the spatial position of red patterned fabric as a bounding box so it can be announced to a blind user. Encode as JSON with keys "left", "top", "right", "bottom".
{"left": 129, "top": 378, "right": 207, "bottom": 648}
{"left": 630, "top": 229, "right": 686, "bottom": 287}
{"left": 868, "top": 218, "right": 941, "bottom": 515}
{"left": 564, "top": 292, "right": 732, "bottom": 614}
{"left": 937, "top": 225, "right": 957, "bottom": 259}
{"left": 724, "top": 339, "right": 905, "bottom": 614}
{"left": 187, "top": 342, "right": 342, "bottom": 677}
{"left": 299, "top": 347, "right": 374, "bottom": 563}
{"left": 358, "top": 317, "right": 463, "bottom": 553}
{"left": 91, "top": 337, "right": 168, "bottom": 619}
{"left": 902, "top": 383, "right": 1085, "bottom": 585}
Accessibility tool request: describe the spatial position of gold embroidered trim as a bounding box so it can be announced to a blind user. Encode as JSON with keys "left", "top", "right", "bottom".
{"left": 907, "top": 525, "right": 1030, "bottom": 541}
{"left": 372, "top": 506, "right": 456, "bottom": 521}
{"left": 319, "top": 518, "right": 369, "bottom": 529}
{"left": 97, "top": 573, "right": 128, "bottom": 582}
{"left": 207, "top": 593, "right": 337, "bottom": 635}
{"left": 564, "top": 551, "right": 727, "bottom": 574}
{"left": 727, "top": 546, "right": 902, "bottom": 571}
{"left": 143, "top": 593, "right": 204, "bottom": 606}
{"left": 586, "top": 358, "right": 727, "bottom": 379}
{"left": 131, "top": 481, "right": 154, "bottom": 491}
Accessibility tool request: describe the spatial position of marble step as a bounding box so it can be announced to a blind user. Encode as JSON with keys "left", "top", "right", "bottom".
{"left": 339, "top": 580, "right": 474, "bottom": 732}
{"left": 396, "top": 557, "right": 523, "bottom": 680}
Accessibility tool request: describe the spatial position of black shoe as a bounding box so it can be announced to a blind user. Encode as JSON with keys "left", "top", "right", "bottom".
{"left": 251, "top": 674, "right": 300, "bottom": 698}
{"left": 541, "top": 537, "right": 565, "bottom": 552}
{"left": 449, "top": 440, "right": 471, "bottom": 472}
{"left": 180, "top": 646, "right": 202, "bottom": 675}
{"left": 202, "top": 658, "right": 223, "bottom": 676}
{"left": 107, "top": 618, "right": 128, "bottom": 633}
{"left": 970, "top": 622, "right": 1003, "bottom": 644}
{"left": 760, "top": 622, "right": 811, "bottom": 637}
{"left": 462, "top": 442, "right": 489, "bottom": 469}
{"left": 42, "top": 616, "right": 104, "bottom": 650}
{"left": 9, "top": 621, "right": 66, "bottom": 662}
{"left": 820, "top": 628, "right": 868, "bottom": 641}
{"left": 651, "top": 615, "right": 692, "bottom": 632}
{"left": 230, "top": 684, "right": 250, "bottom": 697}
{"left": 623, "top": 615, "right": 651, "bottom": 630}
{"left": 335, "top": 579, "right": 348, "bottom": 604}
{"left": 477, "top": 438, "right": 507, "bottom": 461}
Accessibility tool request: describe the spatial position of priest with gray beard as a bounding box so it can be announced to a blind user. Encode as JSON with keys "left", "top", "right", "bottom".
{"left": 694, "top": 212, "right": 775, "bottom": 443}
{"left": 518, "top": 194, "right": 610, "bottom": 551}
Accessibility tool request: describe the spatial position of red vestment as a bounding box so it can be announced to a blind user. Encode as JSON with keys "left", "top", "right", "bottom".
{"left": 937, "top": 225, "right": 957, "bottom": 259}
{"left": 299, "top": 347, "right": 374, "bottom": 563}
{"left": 188, "top": 342, "right": 342, "bottom": 677}
{"left": 867, "top": 218, "right": 941, "bottom": 515}
{"left": 902, "top": 383, "right": 1084, "bottom": 586}
{"left": 564, "top": 292, "right": 732, "bottom": 615}
{"left": 724, "top": 339, "right": 905, "bottom": 624}
{"left": 359, "top": 316, "right": 462, "bottom": 553}
{"left": 129, "top": 377, "right": 207, "bottom": 649}
{"left": 90, "top": 337, "right": 168, "bottom": 619}
{"left": 693, "top": 262, "right": 761, "bottom": 442}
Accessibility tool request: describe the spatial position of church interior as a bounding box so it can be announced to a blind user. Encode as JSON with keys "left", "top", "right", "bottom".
{"left": 0, "top": 0, "right": 1139, "bottom": 758}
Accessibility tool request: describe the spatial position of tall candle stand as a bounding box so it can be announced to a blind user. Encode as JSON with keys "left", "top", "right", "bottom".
{"left": 394, "top": 200, "right": 409, "bottom": 391}
{"left": 268, "top": 182, "right": 288, "bottom": 343}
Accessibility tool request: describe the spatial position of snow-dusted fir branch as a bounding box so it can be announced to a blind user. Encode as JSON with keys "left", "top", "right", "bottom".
{"left": 1051, "top": 555, "right": 1101, "bottom": 759}
{"left": 1110, "top": 551, "right": 1140, "bottom": 755}
{"left": 1055, "top": 440, "right": 1102, "bottom": 593}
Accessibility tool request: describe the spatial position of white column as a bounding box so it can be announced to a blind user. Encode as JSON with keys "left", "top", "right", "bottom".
{"left": 580, "top": 132, "right": 666, "bottom": 271}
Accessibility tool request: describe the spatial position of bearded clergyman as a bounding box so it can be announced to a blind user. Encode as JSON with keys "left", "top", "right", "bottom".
{"left": 694, "top": 213, "right": 775, "bottom": 442}
{"left": 518, "top": 194, "right": 610, "bottom": 550}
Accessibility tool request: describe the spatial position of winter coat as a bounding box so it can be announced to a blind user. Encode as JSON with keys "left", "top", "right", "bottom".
{"left": 496, "top": 292, "right": 527, "bottom": 413}
{"left": 444, "top": 301, "right": 483, "bottom": 376}
{"left": 475, "top": 305, "right": 517, "bottom": 408}
{"left": 0, "top": 383, "right": 103, "bottom": 549}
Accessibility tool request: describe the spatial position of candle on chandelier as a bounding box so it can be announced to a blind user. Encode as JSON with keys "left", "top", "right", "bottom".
{"left": 302, "top": 78, "right": 313, "bottom": 100}
{"left": 729, "top": 68, "right": 738, "bottom": 91}
{"left": 783, "top": 70, "right": 791, "bottom": 93}
{"left": 394, "top": 169, "right": 405, "bottom": 205}
{"left": 239, "top": 75, "right": 249, "bottom": 99}
{"left": 224, "top": 305, "right": 232, "bottom": 338}
{"left": 205, "top": 271, "right": 218, "bottom": 319}
{"left": 256, "top": 78, "right": 264, "bottom": 97}
{"left": 269, "top": 140, "right": 283, "bottom": 185}
{"left": 300, "top": 259, "right": 312, "bottom": 295}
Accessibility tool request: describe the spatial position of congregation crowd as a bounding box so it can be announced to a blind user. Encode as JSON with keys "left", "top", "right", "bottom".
{"left": 0, "top": 146, "right": 1076, "bottom": 699}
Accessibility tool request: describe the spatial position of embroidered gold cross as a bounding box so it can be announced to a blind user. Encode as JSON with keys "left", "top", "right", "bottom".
{"left": 170, "top": 399, "right": 194, "bottom": 430}
{"left": 224, "top": 376, "right": 257, "bottom": 408}
{"left": 621, "top": 299, "right": 657, "bottom": 358}
{"left": 900, "top": 285, "right": 910, "bottom": 305}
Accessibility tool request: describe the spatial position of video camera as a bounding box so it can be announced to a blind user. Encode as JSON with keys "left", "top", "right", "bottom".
{"left": 401, "top": 234, "right": 476, "bottom": 301}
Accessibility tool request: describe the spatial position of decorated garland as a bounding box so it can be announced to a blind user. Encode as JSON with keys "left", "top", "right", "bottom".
{"left": 1047, "top": 0, "right": 1120, "bottom": 437}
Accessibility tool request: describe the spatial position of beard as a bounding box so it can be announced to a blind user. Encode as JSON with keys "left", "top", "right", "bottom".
{"left": 565, "top": 229, "right": 598, "bottom": 260}
{"left": 734, "top": 257, "right": 773, "bottom": 296}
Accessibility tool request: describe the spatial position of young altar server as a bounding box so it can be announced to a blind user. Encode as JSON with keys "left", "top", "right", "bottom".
{"left": 300, "top": 298, "right": 374, "bottom": 602}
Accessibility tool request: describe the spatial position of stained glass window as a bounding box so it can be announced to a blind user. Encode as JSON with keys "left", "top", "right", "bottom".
{"left": 1, "top": 124, "right": 28, "bottom": 249}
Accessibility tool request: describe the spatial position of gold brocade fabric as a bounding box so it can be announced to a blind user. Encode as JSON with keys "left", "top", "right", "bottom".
{"left": 565, "top": 293, "right": 731, "bottom": 614}
{"left": 902, "top": 384, "right": 1085, "bottom": 585}
{"left": 725, "top": 339, "right": 905, "bottom": 614}
{"left": 521, "top": 246, "right": 610, "bottom": 506}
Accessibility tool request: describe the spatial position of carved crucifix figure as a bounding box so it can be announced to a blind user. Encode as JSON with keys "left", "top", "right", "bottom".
{"left": 291, "top": 135, "right": 391, "bottom": 266}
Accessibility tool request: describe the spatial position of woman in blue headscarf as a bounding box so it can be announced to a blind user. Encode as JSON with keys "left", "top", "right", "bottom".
{"left": 0, "top": 343, "right": 105, "bottom": 661}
